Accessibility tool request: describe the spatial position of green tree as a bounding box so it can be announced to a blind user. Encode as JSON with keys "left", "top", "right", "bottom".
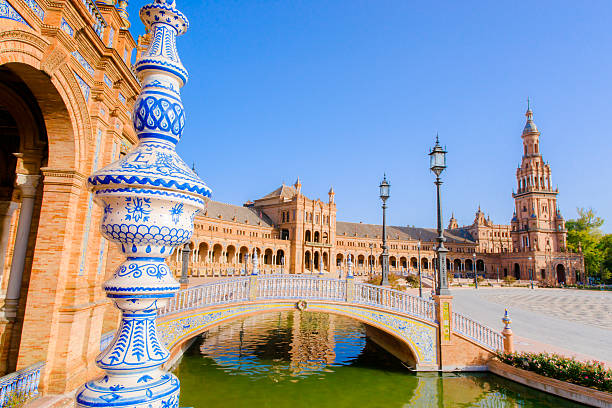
{"left": 566, "top": 208, "right": 605, "bottom": 281}
{"left": 598, "top": 234, "right": 612, "bottom": 283}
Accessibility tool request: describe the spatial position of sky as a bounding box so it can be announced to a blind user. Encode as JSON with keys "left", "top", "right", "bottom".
{"left": 130, "top": 0, "right": 612, "bottom": 232}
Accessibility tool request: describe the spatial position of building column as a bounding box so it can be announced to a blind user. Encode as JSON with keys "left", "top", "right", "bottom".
{"left": 3, "top": 174, "right": 40, "bottom": 321}
{"left": 0, "top": 201, "right": 19, "bottom": 285}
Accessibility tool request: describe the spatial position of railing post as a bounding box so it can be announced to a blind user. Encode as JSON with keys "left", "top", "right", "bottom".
{"left": 345, "top": 277, "right": 355, "bottom": 302}
{"left": 501, "top": 309, "right": 514, "bottom": 353}
{"left": 249, "top": 275, "right": 259, "bottom": 301}
{"left": 433, "top": 294, "right": 453, "bottom": 371}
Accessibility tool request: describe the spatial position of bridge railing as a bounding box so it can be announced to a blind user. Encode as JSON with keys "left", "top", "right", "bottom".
{"left": 158, "top": 276, "right": 436, "bottom": 323}
{"left": 353, "top": 282, "right": 436, "bottom": 322}
{"left": 257, "top": 276, "right": 346, "bottom": 301}
{"left": 159, "top": 278, "right": 250, "bottom": 316}
{"left": 452, "top": 311, "right": 503, "bottom": 351}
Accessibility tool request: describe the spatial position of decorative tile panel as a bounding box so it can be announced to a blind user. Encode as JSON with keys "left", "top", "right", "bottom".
{"left": 23, "top": 0, "right": 43, "bottom": 20}
{"left": 0, "top": 0, "right": 30, "bottom": 26}
{"left": 74, "top": 72, "right": 90, "bottom": 101}
{"left": 107, "top": 27, "right": 114, "bottom": 48}
{"left": 60, "top": 18, "right": 74, "bottom": 36}
{"left": 72, "top": 51, "right": 95, "bottom": 76}
{"left": 103, "top": 74, "right": 113, "bottom": 88}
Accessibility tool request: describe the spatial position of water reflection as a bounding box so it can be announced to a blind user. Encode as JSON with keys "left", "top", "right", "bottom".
{"left": 174, "top": 311, "right": 585, "bottom": 407}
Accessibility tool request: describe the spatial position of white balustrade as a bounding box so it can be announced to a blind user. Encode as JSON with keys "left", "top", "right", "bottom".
{"left": 452, "top": 311, "right": 504, "bottom": 351}
{"left": 0, "top": 361, "right": 44, "bottom": 406}
{"left": 157, "top": 276, "right": 436, "bottom": 323}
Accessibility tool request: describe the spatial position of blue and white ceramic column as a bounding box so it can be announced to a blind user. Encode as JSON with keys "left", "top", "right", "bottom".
{"left": 76, "top": 1, "right": 211, "bottom": 407}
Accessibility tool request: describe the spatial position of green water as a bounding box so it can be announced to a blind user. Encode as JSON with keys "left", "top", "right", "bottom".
{"left": 173, "top": 312, "right": 584, "bottom": 407}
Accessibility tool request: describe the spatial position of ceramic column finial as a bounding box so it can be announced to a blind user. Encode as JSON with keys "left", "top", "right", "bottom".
{"left": 347, "top": 254, "right": 353, "bottom": 279}
{"left": 501, "top": 309, "right": 514, "bottom": 353}
{"left": 251, "top": 250, "right": 259, "bottom": 275}
{"left": 77, "top": 1, "right": 210, "bottom": 407}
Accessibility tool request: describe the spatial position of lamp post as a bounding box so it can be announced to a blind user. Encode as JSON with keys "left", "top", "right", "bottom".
{"left": 368, "top": 243, "right": 373, "bottom": 277}
{"left": 180, "top": 242, "right": 191, "bottom": 286}
{"left": 417, "top": 240, "right": 423, "bottom": 298}
{"left": 429, "top": 136, "right": 450, "bottom": 295}
{"left": 473, "top": 252, "right": 478, "bottom": 289}
{"left": 528, "top": 256, "right": 534, "bottom": 289}
{"left": 379, "top": 175, "right": 390, "bottom": 286}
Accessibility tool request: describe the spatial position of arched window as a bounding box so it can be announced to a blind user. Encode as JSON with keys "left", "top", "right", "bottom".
{"left": 314, "top": 231, "right": 320, "bottom": 243}
{"left": 305, "top": 230, "right": 311, "bottom": 242}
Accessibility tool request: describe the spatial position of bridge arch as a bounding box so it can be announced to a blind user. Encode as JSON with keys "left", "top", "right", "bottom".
{"left": 159, "top": 301, "right": 434, "bottom": 370}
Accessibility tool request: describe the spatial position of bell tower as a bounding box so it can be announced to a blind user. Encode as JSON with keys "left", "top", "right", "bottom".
{"left": 511, "top": 102, "right": 566, "bottom": 253}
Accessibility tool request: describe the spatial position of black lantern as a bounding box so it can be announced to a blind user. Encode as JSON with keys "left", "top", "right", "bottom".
{"left": 429, "top": 134, "right": 447, "bottom": 177}
{"left": 379, "top": 175, "right": 390, "bottom": 201}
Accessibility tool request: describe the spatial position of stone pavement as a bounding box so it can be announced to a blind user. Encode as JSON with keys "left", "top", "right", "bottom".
{"left": 450, "top": 287, "right": 612, "bottom": 365}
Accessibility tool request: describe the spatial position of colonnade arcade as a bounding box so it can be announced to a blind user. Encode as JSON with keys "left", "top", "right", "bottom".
{"left": 169, "top": 240, "right": 289, "bottom": 276}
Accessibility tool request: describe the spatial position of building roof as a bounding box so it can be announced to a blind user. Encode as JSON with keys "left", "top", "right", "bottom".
{"left": 261, "top": 184, "right": 298, "bottom": 200}
{"left": 336, "top": 221, "right": 475, "bottom": 244}
{"left": 203, "top": 200, "right": 273, "bottom": 226}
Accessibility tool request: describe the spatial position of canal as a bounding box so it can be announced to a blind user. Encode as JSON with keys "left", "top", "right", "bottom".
{"left": 172, "top": 311, "right": 584, "bottom": 407}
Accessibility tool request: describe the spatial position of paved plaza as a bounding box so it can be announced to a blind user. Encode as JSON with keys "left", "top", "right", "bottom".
{"left": 451, "top": 287, "right": 612, "bottom": 364}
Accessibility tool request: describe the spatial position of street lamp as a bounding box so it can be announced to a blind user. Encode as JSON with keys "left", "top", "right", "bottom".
{"left": 369, "top": 243, "right": 374, "bottom": 276}
{"left": 417, "top": 240, "right": 422, "bottom": 298}
{"left": 473, "top": 252, "right": 478, "bottom": 289}
{"left": 429, "top": 136, "right": 450, "bottom": 295}
{"left": 379, "top": 175, "right": 390, "bottom": 286}
{"left": 180, "top": 242, "right": 191, "bottom": 286}
{"left": 528, "top": 256, "right": 534, "bottom": 289}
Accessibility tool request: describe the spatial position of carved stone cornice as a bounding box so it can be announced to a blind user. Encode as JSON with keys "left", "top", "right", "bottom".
{"left": 40, "top": 168, "right": 87, "bottom": 189}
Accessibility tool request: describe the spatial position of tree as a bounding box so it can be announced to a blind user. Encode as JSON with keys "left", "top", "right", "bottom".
{"left": 566, "top": 208, "right": 606, "bottom": 281}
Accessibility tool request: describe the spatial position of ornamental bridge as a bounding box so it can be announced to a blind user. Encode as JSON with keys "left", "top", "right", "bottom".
{"left": 139, "top": 275, "right": 508, "bottom": 371}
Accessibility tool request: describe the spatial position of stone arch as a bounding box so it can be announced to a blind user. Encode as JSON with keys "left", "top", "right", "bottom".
{"left": 453, "top": 259, "right": 462, "bottom": 272}
{"left": 314, "top": 231, "right": 320, "bottom": 243}
{"left": 212, "top": 244, "right": 223, "bottom": 263}
{"left": 322, "top": 232, "right": 328, "bottom": 243}
{"left": 198, "top": 242, "right": 209, "bottom": 263}
{"left": 465, "top": 259, "right": 473, "bottom": 272}
{"left": 336, "top": 253, "right": 343, "bottom": 267}
{"left": 276, "top": 249, "right": 284, "bottom": 265}
{"left": 410, "top": 257, "right": 418, "bottom": 269}
{"left": 322, "top": 252, "right": 328, "bottom": 270}
{"left": 0, "top": 31, "right": 91, "bottom": 172}
{"left": 226, "top": 245, "right": 236, "bottom": 264}
{"left": 239, "top": 246, "right": 249, "bottom": 264}
{"left": 313, "top": 251, "right": 320, "bottom": 270}
{"left": 305, "top": 230, "right": 311, "bottom": 242}
{"left": 556, "top": 264, "right": 566, "bottom": 284}
{"left": 390, "top": 256, "right": 397, "bottom": 268}
{"left": 264, "top": 248, "right": 273, "bottom": 265}
{"left": 357, "top": 254, "right": 365, "bottom": 267}
{"left": 421, "top": 258, "right": 429, "bottom": 270}
{"left": 304, "top": 250, "right": 311, "bottom": 270}
{"left": 476, "top": 259, "right": 485, "bottom": 272}
{"left": 400, "top": 256, "right": 407, "bottom": 269}
{"left": 514, "top": 263, "right": 521, "bottom": 279}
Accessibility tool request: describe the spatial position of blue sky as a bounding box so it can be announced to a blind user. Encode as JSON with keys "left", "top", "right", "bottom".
{"left": 130, "top": 1, "right": 612, "bottom": 232}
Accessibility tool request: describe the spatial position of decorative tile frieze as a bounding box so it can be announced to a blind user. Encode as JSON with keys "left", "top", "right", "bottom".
{"left": 71, "top": 51, "right": 95, "bottom": 76}
{"left": 0, "top": 0, "right": 30, "bottom": 26}
{"left": 23, "top": 0, "right": 43, "bottom": 20}
{"left": 74, "top": 72, "right": 90, "bottom": 101}
{"left": 103, "top": 74, "right": 113, "bottom": 88}
{"left": 60, "top": 18, "right": 74, "bottom": 36}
